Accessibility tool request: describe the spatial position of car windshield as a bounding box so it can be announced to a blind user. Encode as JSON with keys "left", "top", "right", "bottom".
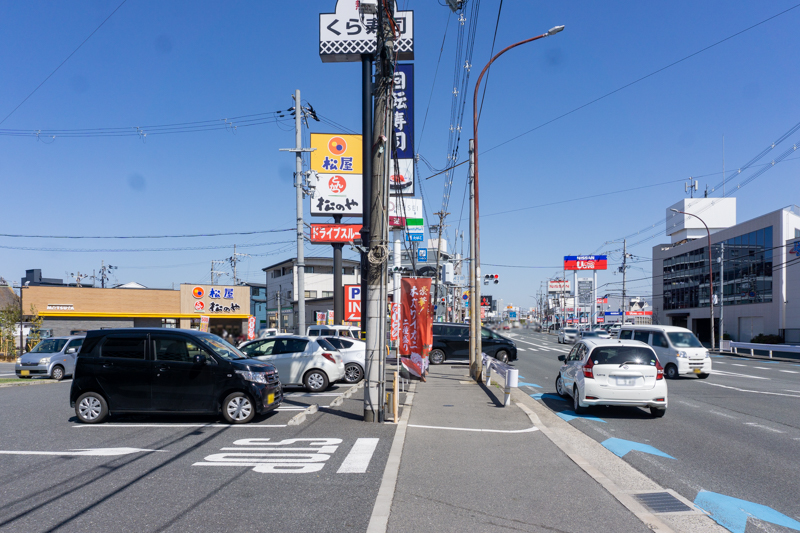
{"left": 30, "top": 339, "right": 68, "bottom": 353}
{"left": 589, "top": 346, "right": 657, "bottom": 366}
{"left": 667, "top": 332, "right": 703, "bottom": 348}
{"left": 198, "top": 334, "right": 247, "bottom": 360}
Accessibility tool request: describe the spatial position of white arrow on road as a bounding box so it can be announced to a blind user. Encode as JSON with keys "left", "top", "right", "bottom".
{"left": 0, "top": 447, "right": 163, "bottom": 457}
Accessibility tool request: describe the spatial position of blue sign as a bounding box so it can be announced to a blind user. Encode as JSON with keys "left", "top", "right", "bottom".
{"left": 605, "top": 311, "right": 623, "bottom": 316}
{"left": 509, "top": 311, "right": 517, "bottom": 318}
{"left": 392, "top": 64, "right": 414, "bottom": 160}
{"left": 417, "top": 248, "right": 427, "bottom": 262}
{"left": 406, "top": 233, "right": 423, "bottom": 242}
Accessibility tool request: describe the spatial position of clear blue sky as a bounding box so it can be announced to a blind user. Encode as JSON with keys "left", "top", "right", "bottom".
{"left": 2, "top": 1, "right": 799, "bottom": 309}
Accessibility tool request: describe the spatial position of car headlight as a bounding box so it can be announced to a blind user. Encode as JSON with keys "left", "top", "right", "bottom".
{"left": 16, "top": 357, "right": 21, "bottom": 363}
{"left": 677, "top": 351, "right": 687, "bottom": 358}
{"left": 236, "top": 370, "right": 267, "bottom": 384}
{"left": 40, "top": 357, "right": 50, "bottom": 364}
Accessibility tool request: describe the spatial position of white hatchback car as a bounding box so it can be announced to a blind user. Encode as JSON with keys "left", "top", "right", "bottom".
{"left": 238, "top": 336, "right": 345, "bottom": 392}
{"left": 556, "top": 338, "right": 668, "bottom": 418}
{"left": 558, "top": 327, "right": 579, "bottom": 344}
{"left": 318, "top": 336, "right": 365, "bottom": 384}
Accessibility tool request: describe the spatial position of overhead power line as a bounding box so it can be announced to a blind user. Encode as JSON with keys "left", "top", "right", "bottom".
{"left": 0, "top": 228, "right": 294, "bottom": 239}
{"left": 0, "top": 240, "right": 295, "bottom": 253}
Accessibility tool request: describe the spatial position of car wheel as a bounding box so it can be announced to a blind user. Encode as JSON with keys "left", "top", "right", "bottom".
{"left": 75, "top": 392, "right": 109, "bottom": 424}
{"left": 697, "top": 373, "right": 709, "bottom": 379}
{"left": 304, "top": 370, "right": 329, "bottom": 392}
{"left": 573, "top": 387, "right": 587, "bottom": 414}
{"left": 429, "top": 349, "right": 445, "bottom": 365}
{"left": 222, "top": 392, "right": 255, "bottom": 424}
{"left": 344, "top": 363, "right": 364, "bottom": 384}
{"left": 665, "top": 364, "right": 679, "bottom": 380}
{"left": 496, "top": 350, "right": 509, "bottom": 364}
{"left": 51, "top": 365, "right": 65, "bottom": 381}
{"left": 555, "top": 375, "right": 567, "bottom": 397}
{"left": 650, "top": 407, "right": 666, "bottom": 418}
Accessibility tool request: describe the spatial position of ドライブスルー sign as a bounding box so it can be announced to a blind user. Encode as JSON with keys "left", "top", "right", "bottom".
{"left": 310, "top": 224, "right": 362, "bottom": 244}
{"left": 563, "top": 255, "right": 608, "bottom": 270}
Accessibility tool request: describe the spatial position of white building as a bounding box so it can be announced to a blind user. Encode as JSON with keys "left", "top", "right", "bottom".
{"left": 652, "top": 199, "right": 800, "bottom": 343}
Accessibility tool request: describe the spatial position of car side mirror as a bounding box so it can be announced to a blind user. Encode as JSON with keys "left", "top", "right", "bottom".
{"left": 66, "top": 347, "right": 77, "bottom": 354}
{"left": 557, "top": 355, "right": 566, "bottom": 361}
{"left": 193, "top": 354, "right": 206, "bottom": 365}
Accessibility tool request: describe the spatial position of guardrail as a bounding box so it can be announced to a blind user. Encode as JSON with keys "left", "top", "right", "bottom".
{"left": 730, "top": 341, "right": 800, "bottom": 358}
{"left": 481, "top": 353, "right": 519, "bottom": 407}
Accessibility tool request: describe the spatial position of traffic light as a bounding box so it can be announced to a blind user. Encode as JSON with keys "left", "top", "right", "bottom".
{"left": 440, "top": 297, "right": 446, "bottom": 304}
{"left": 484, "top": 274, "right": 499, "bottom": 285}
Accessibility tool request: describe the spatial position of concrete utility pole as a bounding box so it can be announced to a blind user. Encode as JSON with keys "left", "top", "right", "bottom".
{"left": 719, "top": 242, "right": 725, "bottom": 344}
{"left": 621, "top": 238, "right": 628, "bottom": 319}
{"left": 229, "top": 244, "right": 249, "bottom": 286}
{"left": 276, "top": 289, "right": 282, "bottom": 332}
{"left": 468, "top": 139, "right": 481, "bottom": 379}
{"left": 364, "top": 1, "right": 393, "bottom": 423}
{"left": 432, "top": 210, "right": 449, "bottom": 319}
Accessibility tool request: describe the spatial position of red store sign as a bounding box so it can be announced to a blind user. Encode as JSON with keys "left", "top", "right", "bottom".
{"left": 310, "top": 224, "right": 362, "bottom": 244}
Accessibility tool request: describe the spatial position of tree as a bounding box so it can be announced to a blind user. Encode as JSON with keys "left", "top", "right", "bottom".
{"left": 0, "top": 299, "right": 43, "bottom": 359}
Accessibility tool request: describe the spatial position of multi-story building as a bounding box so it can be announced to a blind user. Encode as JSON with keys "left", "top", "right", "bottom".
{"left": 652, "top": 199, "right": 800, "bottom": 343}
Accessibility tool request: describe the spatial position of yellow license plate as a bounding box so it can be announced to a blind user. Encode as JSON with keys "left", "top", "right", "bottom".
{"left": 693, "top": 368, "right": 701, "bottom": 374}
{"left": 20, "top": 370, "right": 29, "bottom": 376}
{"left": 267, "top": 393, "right": 275, "bottom": 404}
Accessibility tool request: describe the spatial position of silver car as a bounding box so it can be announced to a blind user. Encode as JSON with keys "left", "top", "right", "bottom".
{"left": 318, "top": 336, "right": 365, "bottom": 384}
{"left": 15, "top": 335, "right": 85, "bottom": 381}
{"left": 558, "top": 327, "right": 579, "bottom": 344}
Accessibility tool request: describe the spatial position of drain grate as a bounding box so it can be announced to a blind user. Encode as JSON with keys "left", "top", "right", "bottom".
{"left": 633, "top": 492, "right": 691, "bottom": 514}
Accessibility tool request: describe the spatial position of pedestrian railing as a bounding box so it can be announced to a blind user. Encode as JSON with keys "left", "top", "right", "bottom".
{"left": 730, "top": 341, "right": 800, "bottom": 358}
{"left": 481, "top": 353, "right": 519, "bottom": 407}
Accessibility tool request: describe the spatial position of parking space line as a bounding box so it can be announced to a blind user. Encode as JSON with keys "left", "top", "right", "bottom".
{"left": 337, "top": 438, "right": 380, "bottom": 473}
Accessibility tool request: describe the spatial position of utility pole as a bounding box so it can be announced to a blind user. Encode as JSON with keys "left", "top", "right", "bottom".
{"left": 364, "top": 1, "right": 393, "bottom": 423}
{"left": 621, "top": 238, "right": 628, "bottom": 320}
{"left": 211, "top": 260, "right": 226, "bottom": 285}
{"left": 276, "top": 289, "right": 282, "bottom": 332}
{"left": 432, "top": 210, "right": 449, "bottom": 320}
{"left": 468, "top": 139, "right": 480, "bottom": 379}
{"left": 719, "top": 241, "right": 724, "bottom": 346}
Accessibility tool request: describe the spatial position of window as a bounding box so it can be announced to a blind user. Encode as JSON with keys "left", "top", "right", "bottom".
{"left": 667, "top": 331, "right": 703, "bottom": 348}
{"left": 481, "top": 327, "right": 497, "bottom": 339}
{"left": 317, "top": 266, "right": 333, "bottom": 274}
{"left": 316, "top": 338, "right": 337, "bottom": 351}
{"left": 162, "top": 318, "right": 177, "bottom": 329}
{"left": 432, "top": 325, "right": 445, "bottom": 336}
{"left": 325, "top": 337, "right": 346, "bottom": 349}
{"left": 66, "top": 338, "right": 84, "bottom": 351}
{"left": 271, "top": 270, "right": 282, "bottom": 279}
{"left": 310, "top": 327, "right": 336, "bottom": 336}
{"left": 633, "top": 331, "right": 650, "bottom": 344}
{"left": 650, "top": 332, "right": 669, "bottom": 348}
{"left": 30, "top": 339, "right": 68, "bottom": 353}
{"left": 618, "top": 330, "right": 633, "bottom": 340}
{"left": 322, "top": 291, "right": 334, "bottom": 298}
{"left": 242, "top": 339, "right": 274, "bottom": 356}
{"left": 102, "top": 336, "right": 146, "bottom": 360}
{"left": 306, "top": 266, "right": 315, "bottom": 274}
{"left": 588, "top": 346, "right": 656, "bottom": 366}
{"left": 567, "top": 344, "right": 581, "bottom": 361}
{"left": 343, "top": 267, "right": 355, "bottom": 275}
{"left": 153, "top": 336, "right": 205, "bottom": 363}
{"left": 273, "top": 339, "right": 308, "bottom": 353}
{"left": 339, "top": 339, "right": 354, "bottom": 349}
{"left": 305, "top": 290, "right": 317, "bottom": 299}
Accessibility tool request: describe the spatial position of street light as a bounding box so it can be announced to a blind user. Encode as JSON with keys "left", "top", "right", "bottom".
{"left": 469, "top": 25, "right": 565, "bottom": 379}
{"left": 670, "top": 208, "right": 716, "bottom": 351}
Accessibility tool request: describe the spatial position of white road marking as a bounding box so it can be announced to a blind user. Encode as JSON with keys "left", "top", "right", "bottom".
{"left": 754, "top": 367, "right": 772, "bottom": 370}
{"left": 785, "top": 390, "right": 800, "bottom": 393}
{"left": 702, "top": 382, "right": 800, "bottom": 398}
{"left": 712, "top": 370, "right": 770, "bottom": 380}
{"left": 0, "top": 373, "right": 18, "bottom": 377}
{"left": 0, "top": 447, "right": 162, "bottom": 456}
{"left": 73, "top": 424, "right": 287, "bottom": 428}
{"left": 731, "top": 364, "right": 746, "bottom": 367}
{"left": 779, "top": 370, "right": 799, "bottom": 374}
{"left": 337, "top": 438, "right": 379, "bottom": 473}
{"left": 708, "top": 410, "right": 737, "bottom": 419}
{"left": 286, "top": 393, "right": 343, "bottom": 397}
{"left": 275, "top": 407, "right": 307, "bottom": 411}
{"left": 517, "top": 348, "right": 526, "bottom": 352}
{"left": 408, "top": 423, "right": 539, "bottom": 434}
{"left": 744, "top": 422, "right": 784, "bottom": 433}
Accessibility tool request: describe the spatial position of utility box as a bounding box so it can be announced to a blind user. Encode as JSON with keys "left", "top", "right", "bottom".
{"left": 441, "top": 263, "right": 454, "bottom": 285}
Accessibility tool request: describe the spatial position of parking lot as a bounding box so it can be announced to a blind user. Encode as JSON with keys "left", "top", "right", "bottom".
{"left": 0, "top": 380, "right": 397, "bottom": 533}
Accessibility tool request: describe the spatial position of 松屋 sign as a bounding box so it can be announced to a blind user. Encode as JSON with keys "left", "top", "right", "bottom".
{"left": 564, "top": 255, "right": 607, "bottom": 271}
{"left": 310, "top": 224, "right": 362, "bottom": 244}
{"left": 319, "top": 1, "right": 414, "bottom": 63}
{"left": 310, "top": 134, "right": 363, "bottom": 217}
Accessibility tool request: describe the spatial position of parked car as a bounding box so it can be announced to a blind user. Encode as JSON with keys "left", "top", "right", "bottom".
{"left": 318, "top": 336, "right": 365, "bottom": 384}
{"left": 558, "top": 327, "right": 579, "bottom": 344}
{"left": 16, "top": 335, "right": 85, "bottom": 381}
{"left": 239, "top": 335, "right": 345, "bottom": 391}
{"left": 429, "top": 322, "right": 517, "bottom": 364}
{"left": 70, "top": 328, "right": 282, "bottom": 424}
{"left": 618, "top": 325, "right": 711, "bottom": 379}
{"left": 556, "top": 338, "right": 667, "bottom": 417}
{"left": 306, "top": 325, "right": 361, "bottom": 339}
{"left": 591, "top": 328, "right": 611, "bottom": 339}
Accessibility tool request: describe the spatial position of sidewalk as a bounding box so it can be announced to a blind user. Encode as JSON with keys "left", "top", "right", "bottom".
{"left": 381, "top": 363, "right": 654, "bottom": 533}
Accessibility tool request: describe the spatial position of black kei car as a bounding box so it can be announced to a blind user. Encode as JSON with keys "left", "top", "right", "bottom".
{"left": 70, "top": 328, "right": 282, "bottom": 424}
{"left": 429, "top": 322, "right": 517, "bottom": 364}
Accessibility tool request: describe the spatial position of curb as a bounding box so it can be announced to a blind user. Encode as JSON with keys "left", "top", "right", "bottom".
{"left": 330, "top": 383, "right": 361, "bottom": 407}
{"left": 287, "top": 403, "right": 318, "bottom": 426}
{"left": 0, "top": 379, "right": 65, "bottom": 389}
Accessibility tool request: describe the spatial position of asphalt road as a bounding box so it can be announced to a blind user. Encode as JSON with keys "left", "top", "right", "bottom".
{"left": 0, "top": 381, "right": 395, "bottom": 533}
{"left": 505, "top": 327, "right": 800, "bottom": 532}
{"left": 0, "top": 362, "right": 19, "bottom": 379}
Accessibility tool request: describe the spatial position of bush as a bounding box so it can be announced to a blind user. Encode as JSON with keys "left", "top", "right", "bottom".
{"left": 750, "top": 334, "right": 783, "bottom": 344}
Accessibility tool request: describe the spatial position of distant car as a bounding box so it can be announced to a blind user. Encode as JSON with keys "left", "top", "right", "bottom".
{"left": 608, "top": 324, "right": 621, "bottom": 338}
{"left": 591, "top": 328, "right": 611, "bottom": 339}
{"left": 239, "top": 335, "right": 345, "bottom": 392}
{"left": 318, "top": 336, "right": 365, "bottom": 384}
{"left": 306, "top": 325, "right": 361, "bottom": 339}
{"left": 556, "top": 338, "right": 667, "bottom": 417}
{"left": 16, "top": 335, "right": 85, "bottom": 381}
{"left": 502, "top": 325, "right": 511, "bottom": 331}
{"left": 558, "top": 327, "right": 579, "bottom": 344}
{"left": 429, "top": 323, "right": 517, "bottom": 364}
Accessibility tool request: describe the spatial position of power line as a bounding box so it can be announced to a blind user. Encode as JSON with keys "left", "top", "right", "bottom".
{"left": 0, "top": 0, "right": 129, "bottom": 126}
{"left": 0, "top": 228, "right": 294, "bottom": 239}
{"left": 0, "top": 240, "right": 295, "bottom": 253}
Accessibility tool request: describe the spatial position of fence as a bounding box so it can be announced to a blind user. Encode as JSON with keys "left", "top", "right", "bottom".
{"left": 481, "top": 353, "right": 519, "bottom": 407}
{"left": 730, "top": 341, "right": 800, "bottom": 359}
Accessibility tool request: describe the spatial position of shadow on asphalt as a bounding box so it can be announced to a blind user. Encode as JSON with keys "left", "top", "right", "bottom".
{"left": 539, "top": 395, "right": 657, "bottom": 420}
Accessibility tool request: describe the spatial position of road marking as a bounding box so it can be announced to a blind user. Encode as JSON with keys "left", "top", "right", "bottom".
{"left": 701, "top": 382, "right": 800, "bottom": 398}
{"left": 754, "top": 367, "right": 772, "bottom": 370}
{"left": 0, "top": 447, "right": 162, "bottom": 457}
{"left": 195, "top": 438, "right": 342, "bottom": 473}
{"left": 712, "top": 370, "right": 769, "bottom": 380}
{"left": 785, "top": 390, "right": 800, "bottom": 393}
{"left": 744, "top": 422, "right": 784, "bottom": 433}
{"left": 731, "top": 364, "right": 746, "bottom": 367}
{"left": 601, "top": 438, "right": 675, "bottom": 459}
{"left": 780, "top": 370, "right": 799, "bottom": 374}
{"left": 531, "top": 393, "right": 568, "bottom": 402}
{"left": 694, "top": 490, "right": 800, "bottom": 533}
{"left": 275, "top": 407, "right": 307, "bottom": 411}
{"left": 0, "top": 373, "right": 17, "bottom": 377}
{"left": 408, "top": 423, "right": 539, "bottom": 433}
{"left": 286, "top": 392, "right": 344, "bottom": 397}
{"left": 73, "top": 424, "right": 287, "bottom": 428}
{"left": 556, "top": 411, "right": 606, "bottom": 423}
{"left": 337, "top": 438, "right": 379, "bottom": 473}
{"left": 519, "top": 381, "right": 541, "bottom": 388}
{"left": 709, "top": 410, "right": 737, "bottom": 419}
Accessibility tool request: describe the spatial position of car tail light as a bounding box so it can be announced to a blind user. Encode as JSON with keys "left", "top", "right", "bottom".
{"left": 655, "top": 359, "right": 664, "bottom": 380}
{"left": 655, "top": 398, "right": 665, "bottom": 402}
{"left": 582, "top": 358, "right": 594, "bottom": 379}
{"left": 322, "top": 352, "right": 336, "bottom": 364}
{"left": 586, "top": 396, "right": 598, "bottom": 400}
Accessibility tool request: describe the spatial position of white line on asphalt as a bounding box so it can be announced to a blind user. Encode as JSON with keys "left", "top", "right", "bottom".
{"left": 701, "top": 382, "right": 800, "bottom": 398}
{"left": 0, "top": 373, "right": 17, "bottom": 377}
{"left": 517, "top": 348, "right": 526, "bottom": 352}
{"left": 785, "top": 390, "right": 800, "bottom": 393}
{"left": 712, "top": 370, "right": 770, "bottom": 380}
{"left": 407, "top": 423, "right": 539, "bottom": 434}
{"left": 744, "top": 422, "right": 784, "bottom": 433}
{"left": 780, "top": 370, "right": 799, "bottom": 374}
{"left": 286, "top": 392, "right": 344, "bottom": 397}
{"left": 275, "top": 407, "right": 307, "bottom": 411}
{"left": 754, "top": 367, "right": 773, "bottom": 370}
{"left": 73, "top": 424, "right": 288, "bottom": 428}
{"left": 708, "top": 410, "right": 737, "bottom": 419}
{"left": 731, "top": 364, "right": 746, "bottom": 367}
{"left": 337, "top": 438, "right": 380, "bottom": 473}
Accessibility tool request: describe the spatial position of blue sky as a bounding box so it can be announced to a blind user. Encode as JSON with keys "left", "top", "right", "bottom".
{"left": 2, "top": 0, "right": 799, "bottom": 309}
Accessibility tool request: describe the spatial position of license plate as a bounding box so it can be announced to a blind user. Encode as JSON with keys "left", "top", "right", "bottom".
{"left": 693, "top": 368, "right": 701, "bottom": 374}
{"left": 616, "top": 377, "right": 635, "bottom": 386}
{"left": 267, "top": 393, "right": 275, "bottom": 404}
{"left": 20, "top": 370, "right": 29, "bottom": 376}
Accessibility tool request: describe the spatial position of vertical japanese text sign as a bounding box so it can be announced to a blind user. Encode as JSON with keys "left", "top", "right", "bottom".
{"left": 310, "top": 133, "right": 363, "bottom": 217}
{"left": 391, "top": 64, "right": 414, "bottom": 195}
{"left": 400, "top": 278, "right": 432, "bottom": 357}
{"left": 390, "top": 303, "right": 400, "bottom": 342}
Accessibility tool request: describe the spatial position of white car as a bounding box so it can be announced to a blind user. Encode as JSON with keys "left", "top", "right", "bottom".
{"left": 618, "top": 325, "right": 712, "bottom": 379}
{"left": 608, "top": 324, "right": 621, "bottom": 338}
{"left": 238, "top": 335, "right": 345, "bottom": 392}
{"left": 556, "top": 338, "right": 668, "bottom": 418}
{"left": 318, "top": 336, "right": 365, "bottom": 384}
{"left": 306, "top": 325, "right": 361, "bottom": 339}
{"left": 558, "top": 327, "right": 579, "bottom": 344}
{"left": 591, "top": 328, "right": 611, "bottom": 339}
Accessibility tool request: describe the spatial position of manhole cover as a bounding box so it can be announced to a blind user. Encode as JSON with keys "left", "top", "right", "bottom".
{"left": 633, "top": 492, "right": 691, "bottom": 514}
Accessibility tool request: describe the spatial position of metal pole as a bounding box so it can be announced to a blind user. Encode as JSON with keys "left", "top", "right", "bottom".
{"left": 333, "top": 215, "right": 344, "bottom": 325}
{"left": 707, "top": 226, "right": 715, "bottom": 351}
{"left": 593, "top": 270, "right": 597, "bottom": 327}
{"left": 294, "top": 90, "right": 306, "bottom": 336}
{"left": 622, "top": 238, "right": 627, "bottom": 321}
{"left": 18, "top": 287, "right": 24, "bottom": 355}
{"left": 360, "top": 54, "right": 373, "bottom": 341}
{"left": 719, "top": 242, "right": 724, "bottom": 346}
{"left": 468, "top": 139, "right": 478, "bottom": 379}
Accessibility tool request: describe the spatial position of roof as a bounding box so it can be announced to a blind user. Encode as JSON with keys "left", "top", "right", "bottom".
{"left": 580, "top": 338, "right": 653, "bottom": 349}
{"left": 261, "top": 256, "right": 360, "bottom": 272}
{"left": 0, "top": 285, "right": 18, "bottom": 309}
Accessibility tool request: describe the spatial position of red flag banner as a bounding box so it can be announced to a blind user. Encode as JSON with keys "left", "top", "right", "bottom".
{"left": 390, "top": 303, "right": 401, "bottom": 342}
{"left": 400, "top": 278, "right": 432, "bottom": 357}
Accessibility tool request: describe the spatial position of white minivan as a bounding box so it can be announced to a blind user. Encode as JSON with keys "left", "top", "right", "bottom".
{"left": 618, "top": 325, "right": 711, "bottom": 379}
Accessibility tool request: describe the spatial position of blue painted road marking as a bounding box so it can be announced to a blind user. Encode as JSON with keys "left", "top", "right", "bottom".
{"left": 694, "top": 491, "right": 800, "bottom": 533}
{"left": 557, "top": 411, "right": 606, "bottom": 423}
{"left": 519, "top": 381, "right": 541, "bottom": 388}
{"left": 531, "top": 393, "right": 567, "bottom": 402}
{"left": 601, "top": 438, "right": 675, "bottom": 459}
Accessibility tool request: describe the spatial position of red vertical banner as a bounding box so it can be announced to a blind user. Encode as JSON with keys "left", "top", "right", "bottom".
{"left": 400, "top": 278, "right": 432, "bottom": 357}
{"left": 390, "top": 303, "right": 401, "bottom": 342}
